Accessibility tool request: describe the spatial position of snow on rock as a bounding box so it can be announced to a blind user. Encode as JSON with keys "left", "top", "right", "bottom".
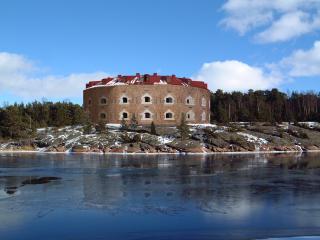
{"left": 299, "top": 122, "right": 320, "bottom": 129}
{"left": 157, "top": 136, "right": 174, "bottom": 144}
{"left": 190, "top": 124, "right": 217, "bottom": 129}
{"left": 237, "top": 132, "right": 268, "bottom": 145}
{"left": 107, "top": 124, "right": 121, "bottom": 129}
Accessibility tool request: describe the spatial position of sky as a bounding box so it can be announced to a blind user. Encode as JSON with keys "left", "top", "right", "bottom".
{"left": 0, "top": 0, "right": 320, "bottom": 104}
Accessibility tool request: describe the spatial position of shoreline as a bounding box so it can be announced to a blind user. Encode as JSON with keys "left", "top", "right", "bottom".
{"left": 1, "top": 149, "right": 320, "bottom": 155}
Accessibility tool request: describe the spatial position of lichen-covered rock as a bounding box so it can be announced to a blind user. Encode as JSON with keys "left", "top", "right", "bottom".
{"left": 167, "top": 139, "right": 203, "bottom": 152}
{"left": 71, "top": 145, "right": 90, "bottom": 153}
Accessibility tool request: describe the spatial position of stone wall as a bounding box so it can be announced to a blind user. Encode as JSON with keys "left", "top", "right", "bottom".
{"left": 83, "top": 84, "right": 210, "bottom": 125}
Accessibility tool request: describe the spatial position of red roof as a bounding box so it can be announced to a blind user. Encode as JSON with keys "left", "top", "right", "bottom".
{"left": 85, "top": 73, "right": 208, "bottom": 90}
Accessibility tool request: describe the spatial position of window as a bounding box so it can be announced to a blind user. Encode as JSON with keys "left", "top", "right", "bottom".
{"left": 141, "top": 94, "right": 152, "bottom": 104}
{"left": 119, "top": 110, "right": 129, "bottom": 120}
{"left": 120, "top": 95, "right": 129, "bottom": 104}
{"left": 201, "top": 97, "right": 206, "bottom": 107}
{"left": 201, "top": 111, "right": 206, "bottom": 121}
{"left": 141, "top": 110, "right": 153, "bottom": 120}
{"left": 88, "top": 99, "right": 92, "bottom": 106}
{"left": 165, "top": 111, "right": 174, "bottom": 120}
{"left": 122, "top": 112, "right": 128, "bottom": 119}
{"left": 100, "top": 97, "right": 107, "bottom": 105}
{"left": 164, "top": 95, "right": 174, "bottom": 104}
{"left": 186, "top": 110, "right": 195, "bottom": 121}
{"left": 144, "top": 96, "right": 151, "bottom": 103}
{"left": 145, "top": 112, "right": 151, "bottom": 119}
{"left": 100, "top": 113, "right": 106, "bottom": 119}
{"left": 185, "top": 96, "right": 194, "bottom": 105}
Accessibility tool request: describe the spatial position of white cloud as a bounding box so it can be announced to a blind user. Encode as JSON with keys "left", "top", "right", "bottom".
{"left": 195, "top": 60, "right": 283, "bottom": 92}
{"left": 0, "top": 52, "right": 109, "bottom": 100}
{"left": 280, "top": 40, "right": 320, "bottom": 77}
{"left": 221, "top": 0, "right": 320, "bottom": 43}
{"left": 256, "top": 11, "right": 320, "bottom": 43}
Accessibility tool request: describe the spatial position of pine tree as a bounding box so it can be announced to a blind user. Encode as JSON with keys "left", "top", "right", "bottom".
{"left": 178, "top": 113, "right": 190, "bottom": 140}
{"left": 83, "top": 121, "right": 93, "bottom": 135}
{"left": 150, "top": 121, "right": 157, "bottom": 135}
{"left": 130, "top": 113, "right": 138, "bottom": 129}
{"left": 95, "top": 120, "right": 107, "bottom": 134}
{"left": 120, "top": 117, "right": 128, "bottom": 131}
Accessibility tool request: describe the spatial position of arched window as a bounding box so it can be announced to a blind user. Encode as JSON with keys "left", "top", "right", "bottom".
{"left": 120, "top": 95, "right": 129, "bottom": 104}
{"left": 88, "top": 99, "right": 92, "bottom": 106}
{"left": 166, "top": 112, "right": 172, "bottom": 118}
{"left": 164, "top": 94, "right": 174, "bottom": 104}
{"left": 185, "top": 96, "right": 194, "bottom": 105}
{"left": 164, "top": 110, "right": 174, "bottom": 120}
{"left": 145, "top": 112, "right": 151, "bottom": 119}
{"left": 141, "top": 110, "right": 153, "bottom": 120}
{"left": 186, "top": 110, "right": 195, "bottom": 121}
{"left": 166, "top": 98, "right": 173, "bottom": 103}
{"left": 119, "top": 110, "right": 129, "bottom": 120}
{"left": 100, "top": 97, "right": 107, "bottom": 105}
{"left": 201, "top": 111, "right": 206, "bottom": 121}
{"left": 144, "top": 96, "right": 151, "bottom": 103}
{"left": 122, "top": 97, "right": 128, "bottom": 103}
{"left": 201, "top": 97, "right": 206, "bottom": 107}
{"left": 100, "top": 113, "right": 106, "bottom": 119}
{"left": 141, "top": 94, "right": 152, "bottom": 104}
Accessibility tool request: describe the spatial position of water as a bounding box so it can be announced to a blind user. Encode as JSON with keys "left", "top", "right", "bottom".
{"left": 0, "top": 152, "right": 320, "bottom": 240}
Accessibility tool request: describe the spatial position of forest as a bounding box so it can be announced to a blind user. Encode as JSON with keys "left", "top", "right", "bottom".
{"left": 1, "top": 88, "right": 320, "bottom": 139}
{"left": 211, "top": 89, "right": 320, "bottom": 123}
{"left": 0, "top": 101, "right": 87, "bottom": 139}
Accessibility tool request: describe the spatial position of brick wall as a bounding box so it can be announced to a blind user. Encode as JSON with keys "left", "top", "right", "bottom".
{"left": 83, "top": 84, "right": 210, "bottom": 125}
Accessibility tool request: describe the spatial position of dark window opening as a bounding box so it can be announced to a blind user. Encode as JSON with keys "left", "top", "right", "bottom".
{"left": 166, "top": 112, "right": 173, "bottom": 119}
{"left": 100, "top": 113, "right": 106, "bottom": 119}
{"left": 100, "top": 98, "right": 107, "bottom": 104}
{"left": 144, "top": 112, "right": 151, "bottom": 119}
{"left": 187, "top": 114, "right": 190, "bottom": 119}
{"left": 88, "top": 99, "right": 92, "bottom": 105}
{"left": 166, "top": 97, "right": 173, "bottom": 103}
{"left": 144, "top": 96, "right": 151, "bottom": 103}
{"left": 122, "top": 112, "right": 128, "bottom": 119}
{"left": 122, "top": 97, "right": 128, "bottom": 103}
{"left": 186, "top": 99, "right": 190, "bottom": 104}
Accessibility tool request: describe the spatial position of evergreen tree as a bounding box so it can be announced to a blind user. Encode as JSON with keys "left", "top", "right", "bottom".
{"left": 178, "top": 113, "right": 190, "bottom": 140}
{"left": 95, "top": 121, "right": 107, "bottom": 134}
{"left": 130, "top": 113, "right": 138, "bottom": 129}
{"left": 83, "top": 121, "right": 93, "bottom": 135}
{"left": 150, "top": 121, "right": 157, "bottom": 135}
{"left": 120, "top": 117, "right": 128, "bottom": 131}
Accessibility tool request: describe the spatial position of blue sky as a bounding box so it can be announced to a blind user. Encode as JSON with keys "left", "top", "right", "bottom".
{"left": 0, "top": 0, "right": 320, "bottom": 104}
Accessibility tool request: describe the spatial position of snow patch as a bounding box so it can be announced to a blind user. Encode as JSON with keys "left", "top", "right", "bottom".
{"left": 189, "top": 124, "right": 217, "bottom": 128}
{"left": 157, "top": 136, "right": 174, "bottom": 144}
{"left": 237, "top": 132, "right": 268, "bottom": 145}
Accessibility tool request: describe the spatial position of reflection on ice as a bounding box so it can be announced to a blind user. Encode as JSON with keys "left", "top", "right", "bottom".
{"left": 0, "top": 189, "right": 20, "bottom": 199}
{"left": 0, "top": 152, "right": 320, "bottom": 239}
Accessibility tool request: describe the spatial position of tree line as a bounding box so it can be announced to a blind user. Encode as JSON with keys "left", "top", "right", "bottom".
{"left": 211, "top": 89, "right": 320, "bottom": 123}
{"left": 0, "top": 101, "right": 87, "bottom": 139}
{"left": 1, "top": 89, "right": 320, "bottom": 139}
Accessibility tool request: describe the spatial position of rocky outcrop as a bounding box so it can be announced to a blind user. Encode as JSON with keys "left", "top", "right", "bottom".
{"left": 2, "top": 122, "right": 320, "bottom": 154}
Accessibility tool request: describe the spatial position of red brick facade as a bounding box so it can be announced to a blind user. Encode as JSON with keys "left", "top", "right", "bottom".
{"left": 83, "top": 74, "right": 210, "bottom": 125}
